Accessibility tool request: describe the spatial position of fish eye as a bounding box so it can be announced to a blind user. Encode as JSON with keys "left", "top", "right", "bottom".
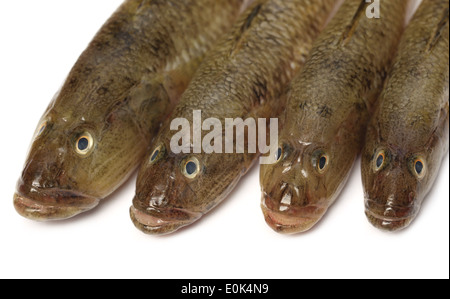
{"left": 149, "top": 145, "right": 164, "bottom": 164}
{"left": 413, "top": 157, "right": 426, "bottom": 179}
{"left": 317, "top": 153, "right": 329, "bottom": 173}
{"left": 275, "top": 146, "right": 283, "bottom": 162}
{"left": 374, "top": 150, "right": 386, "bottom": 171}
{"left": 75, "top": 132, "right": 94, "bottom": 156}
{"left": 182, "top": 157, "right": 200, "bottom": 179}
{"left": 36, "top": 120, "right": 47, "bottom": 137}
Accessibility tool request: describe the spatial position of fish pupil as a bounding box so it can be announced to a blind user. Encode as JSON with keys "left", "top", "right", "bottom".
{"left": 38, "top": 124, "right": 46, "bottom": 135}
{"left": 319, "top": 156, "right": 327, "bottom": 170}
{"left": 276, "top": 147, "right": 282, "bottom": 161}
{"left": 376, "top": 154, "right": 384, "bottom": 168}
{"left": 78, "top": 138, "right": 89, "bottom": 151}
{"left": 185, "top": 161, "right": 197, "bottom": 175}
{"left": 415, "top": 161, "right": 423, "bottom": 174}
{"left": 151, "top": 150, "right": 159, "bottom": 162}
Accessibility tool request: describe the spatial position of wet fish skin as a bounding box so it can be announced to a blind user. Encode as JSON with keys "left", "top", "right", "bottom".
{"left": 130, "top": 0, "right": 337, "bottom": 235}
{"left": 13, "top": 0, "right": 246, "bottom": 221}
{"left": 361, "top": 0, "right": 449, "bottom": 232}
{"left": 259, "top": 0, "right": 410, "bottom": 234}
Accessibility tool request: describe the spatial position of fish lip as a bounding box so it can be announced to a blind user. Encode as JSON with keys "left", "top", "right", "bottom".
{"left": 364, "top": 208, "right": 414, "bottom": 232}
{"left": 129, "top": 205, "right": 202, "bottom": 235}
{"left": 261, "top": 204, "right": 323, "bottom": 234}
{"left": 364, "top": 197, "right": 416, "bottom": 231}
{"left": 261, "top": 193, "right": 326, "bottom": 234}
{"left": 13, "top": 190, "right": 99, "bottom": 221}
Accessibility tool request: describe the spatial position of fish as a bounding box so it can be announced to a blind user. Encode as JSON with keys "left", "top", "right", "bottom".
{"left": 13, "top": 0, "right": 247, "bottom": 221}
{"left": 130, "top": 0, "right": 337, "bottom": 235}
{"left": 361, "top": 0, "right": 449, "bottom": 232}
{"left": 259, "top": 0, "right": 410, "bottom": 234}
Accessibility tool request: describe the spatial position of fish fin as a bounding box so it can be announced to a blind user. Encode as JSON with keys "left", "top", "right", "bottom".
{"left": 103, "top": 79, "right": 138, "bottom": 127}
{"left": 229, "top": 3, "right": 263, "bottom": 56}
{"left": 425, "top": 101, "right": 449, "bottom": 150}
{"left": 123, "top": 53, "right": 204, "bottom": 138}
{"left": 333, "top": 101, "right": 368, "bottom": 148}
{"left": 425, "top": 7, "right": 449, "bottom": 52}
{"left": 340, "top": 0, "right": 368, "bottom": 45}
{"left": 132, "top": 77, "right": 171, "bottom": 138}
{"left": 102, "top": 76, "right": 170, "bottom": 139}
{"left": 163, "top": 53, "right": 206, "bottom": 104}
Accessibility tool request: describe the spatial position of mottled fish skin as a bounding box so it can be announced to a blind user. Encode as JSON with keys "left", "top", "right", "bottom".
{"left": 361, "top": 0, "right": 449, "bottom": 232}
{"left": 130, "top": 0, "right": 337, "bottom": 235}
{"left": 259, "top": 0, "right": 410, "bottom": 234}
{"left": 13, "top": 0, "right": 246, "bottom": 221}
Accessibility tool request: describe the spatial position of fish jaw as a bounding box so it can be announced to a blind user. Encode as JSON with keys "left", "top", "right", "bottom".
{"left": 13, "top": 190, "right": 99, "bottom": 221}
{"left": 361, "top": 154, "right": 421, "bottom": 232}
{"left": 364, "top": 209, "right": 413, "bottom": 232}
{"left": 364, "top": 196, "right": 417, "bottom": 232}
{"left": 260, "top": 191, "right": 327, "bottom": 234}
{"left": 129, "top": 205, "right": 202, "bottom": 235}
{"left": 131, "top": 150, "right": 203, "bottom": 235}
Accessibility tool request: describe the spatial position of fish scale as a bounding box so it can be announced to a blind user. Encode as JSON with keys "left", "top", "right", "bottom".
{"left": 362, "top": 0, "right": 449, "bottom": 231}
{"left": 14, "top": 0, "right": 246, "bottom": 221}
{"left": 259, "top": 0, "right": 410, "bottom": 234}
{"left": 131, "top": 0, "right": 337, "bottom": 235}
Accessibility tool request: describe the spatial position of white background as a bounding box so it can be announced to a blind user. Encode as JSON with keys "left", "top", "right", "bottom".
{"left": 0, "top": 0, "right": 448, "bottom": 279}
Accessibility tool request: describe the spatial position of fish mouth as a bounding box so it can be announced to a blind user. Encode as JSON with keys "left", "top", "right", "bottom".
{"left": 13, "top": 190, "right": 99, "bottom": 221}
{"left": 129, "top": 205, "right": 202, "bottom": 235}
{"left": 364, "top": 209, "right": 413, "bottom": 232}
{"left": 261, "top": 193, "right": 326, "bottom": 234}
{"left": 364, "top": 198, "right": 416, "bottom": 232}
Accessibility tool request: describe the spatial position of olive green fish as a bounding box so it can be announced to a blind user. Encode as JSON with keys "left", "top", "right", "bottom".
{"left": 260, "top": 0, "right": 410, "bottom": 234}
{"left": 130, "top": 0, "right": 337, "bottom": 235}
{"left": 13, "top": 0, "right": 247, "bottom": 221}
{"left": 362, "top": 0, "right": 449, "bottom": 231}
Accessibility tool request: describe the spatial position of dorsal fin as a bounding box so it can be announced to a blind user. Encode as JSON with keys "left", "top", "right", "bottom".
{"left": 230, "top": 3, "right": 263, "bottom": 56}
{"left": 340, "top": 0, "right": 368, "bottom": 45}
{"left": 426, "top": 7, "right": 449, "bottom": 52}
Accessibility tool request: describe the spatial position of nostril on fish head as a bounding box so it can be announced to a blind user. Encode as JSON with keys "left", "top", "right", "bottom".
{"left": 20, "top": 142, "right": 67, "bottom": 188}
{"left": 263, "top": 181, "right": 306, "bottom": 212}
{"left": 130, "top": 183, "right": 201, "bottom": 236}
{"left": 261, "top": 182, "right": 327, "bottom": 234}
{"left": 131, "top": 151, "right": 203, "bottom": 235}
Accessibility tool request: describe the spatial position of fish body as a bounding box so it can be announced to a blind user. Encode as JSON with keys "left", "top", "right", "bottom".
{"left": 130, "top": 0, "right": 337, "bottom": 235}
{"left": 361, "top": 0, "right": 449, "bottom": 231}
{"left": 259, "top": 0, "right": 410, "bottom": 234}
{"left": 14, "top": 0, "right": 246, "bottom": 220}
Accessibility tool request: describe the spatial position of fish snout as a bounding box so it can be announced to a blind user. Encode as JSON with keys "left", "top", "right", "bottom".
{"left": 261, "top": 183, "right": 327, "bottom": 234}
{"left": 13, "top": 188, "right": 99, "bottom": 221}
{"left": 129, "top": 202, "right": 202, "bottom": 235}
{"left": 364, "top": 194, "right": 417, "bottom": 232}
{"left": 21, "top": 141, "right": 72, "bottom": 189}
{"left": 132, "top": 164, "right": 203, "bottom": 234}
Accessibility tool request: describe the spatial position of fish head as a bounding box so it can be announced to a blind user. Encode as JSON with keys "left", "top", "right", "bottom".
{"left": 260, "top": 132, "right": 359, "bottom": 234}
{"left": 14, "top": 95, "right": 149, "bottom": 221}
{"left": 15, "top": 111, "right": 100, "bottom": 220}
{"left": 360, "top": 118, "right": 446, "bottom": 231}
{"left": 130, "top": 132, "right": 247, "bottom": 235}
{"left": 130, "top": 139, "right": 202, "bottom": 235}
{"left": 361, "top": 145, "right": 429, "bottom": 231}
